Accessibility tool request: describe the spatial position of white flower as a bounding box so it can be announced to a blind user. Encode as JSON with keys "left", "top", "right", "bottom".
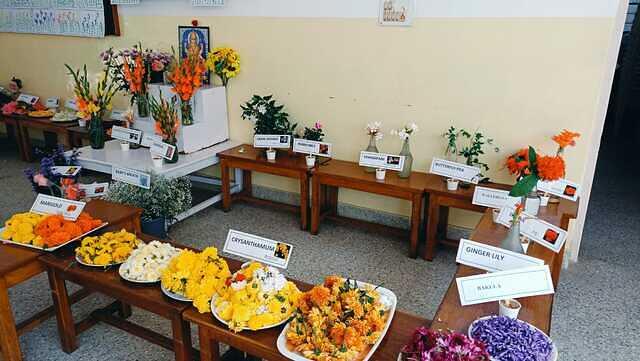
{"left": 257, "top": 104, "right": 267, "bottom": 115}
{"left": 409, "top": 122, "right": 419, "bottom": 133}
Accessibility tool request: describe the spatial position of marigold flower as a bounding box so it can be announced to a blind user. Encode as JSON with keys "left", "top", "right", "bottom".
{"left": 505, "top": 148, "right": 530, "bottom": 175}
{"left": 537, "top": 155, "right": 565, "bottom": 181}
{"left": 552, "top": 129, "right": 580, "bottom": 149}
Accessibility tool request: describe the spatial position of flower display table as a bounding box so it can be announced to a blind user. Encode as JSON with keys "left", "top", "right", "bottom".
{"left": 219, "top": 144, "right": 312, "bottom": 230}
{"left": 310, "top": 159, "right": 428, "bottom": 258}
{"left": 0, "top": 200, "right": 141, "bottom": 361}
{"left": 183, "top": 256, "right": 429, "bottom": 361}
{"left": 431, "top": 200, "right": 578, "bottom": 334}
{"left": 11, "top": 115, "right": 78, "bottom": 162}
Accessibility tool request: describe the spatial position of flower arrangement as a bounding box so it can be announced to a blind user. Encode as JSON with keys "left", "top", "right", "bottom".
{"left": 119, "top": 241, "right": 180, "bottom": 282}
{"left": 148, "top": 50, "right": 173, "bottom": 74}
{"left": 1, "top": 213, "right": 44, "bottom": 245}
{"left": 104, "top": 174, "right": 192, "bottom": 223}
{"left": 285, "top": 276, "right": 391, "bottom": 360}
{"left": 366, "top": 121, "right": 384, "bottom": 141}
{"left": 301, "top": 121, "right": 324, "bottom": 141}
{"left": 167, "top": 47, "right": 206, "bottom": 125}
{"left": 1, "top": 212, "right": 103, "bottom": 249}
{"left": 400, "top": 327, "right": 490, "bottom": 361}
{"left": 205, "top": 47, "right": 240, "bottom": 87}
{"left": 65, "top": 63, "right": 118, "bottom": 121}
{"left": 241, "top": 94, "right": 297, "bottom": 135}
{"left": 161, "top": 247, "right": 231, "bottom": 313}
{"left": 506, "top": 129, "right": 579, "bottom": 197}
{"left": 24, "top": 145, "right": 80, "bottom": 199}
{"left": 120, "top": 43, "right": 151, "bottom": 117}
{"left": 391, "top": 122, "right": 419, "bottom": 140}
{"left": 149, "top": 92, "right": 180, "bottom": 145}
{"left": 443, "top": 127, "right": 499, "bottom": 175}
{"left": 76, "top": 229, "right": 142, "bottom": 266}
{"left": 213, "top": 262, "right": 301, "bottom": 332}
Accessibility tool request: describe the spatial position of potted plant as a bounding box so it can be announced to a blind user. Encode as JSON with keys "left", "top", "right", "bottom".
{"left": 104, "top": 175, "right": 192, "bottom": 238}
{"left": 300, "top": 121, "right": 324, "bottom": 167}
{"left": 391, "top": 122, "right": 419, "bottom": 178}
{"left": 442, "top": 127, "right": 499, "bottom": 186}
{"left": 241, "top": 94, "right": 297, "bottom": 160}
{"left": 205, "top": 47, "right": 240, "bottom": 87}
{"left": 149, "top": 91, "right": 180, "bottom": 163}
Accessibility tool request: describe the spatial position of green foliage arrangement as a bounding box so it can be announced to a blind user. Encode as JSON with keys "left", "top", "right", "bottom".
{"left": 443, "top": 126, "right": 499, "bottom": 174}
{"left": 241, "top": 95, "right": 297, "bottom": 135}
{"left": 105, "top": 175, "right": 192, "bottom": 222}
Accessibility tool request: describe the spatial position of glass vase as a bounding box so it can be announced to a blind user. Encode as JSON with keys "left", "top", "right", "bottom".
{"left": 398, "top": 138, "right": 413, "bottom": 178}
{"left": 524, "top": 185, "right": 541, "bottom": 216}
{"left": 89, "top": 114, "right": 105, "bottom": 149}
{"left": 500, "top": 215, "right": 524, "bottom": 254}
{"left": 165, "top": 140, "right": 179, "bottom": 163}
{"left": 136, "top": 94, "right": 150, "bottom": 118}
{"left": 181, "top": 101, "right": 193, "bottom": 126}
{"left": 364, "top": 134, "right": 379, "bottom": 173}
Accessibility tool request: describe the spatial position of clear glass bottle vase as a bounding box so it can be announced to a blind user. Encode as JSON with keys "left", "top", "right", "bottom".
{"left": 398, "top": 138, "right": 413, "bottom": 178}
{"left": 364, "top": 134, "right": 379, "bottom": 173}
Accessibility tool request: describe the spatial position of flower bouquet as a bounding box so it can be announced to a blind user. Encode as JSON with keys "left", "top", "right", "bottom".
{"left": 24, "top": 145, "right": 80, "bottom": 199}
{"left": 148, "top": 50, "right": 173, "bottom": 83}
{"left": 364, "top": 122, "right": 384, "bottom": 173}
{"left": 167, "top": 48, "right": 206, "bottom": 125}
{"left": 391, "top": 122, "right": 419, "bottom": 178}
{"left": 400, "top": 327, "right": 490, "bottom": 361}
{"left": 65, "top": 62, "right": 119, "bottom": 149}
{"left": 149, "top": 92, "right": 180, "bottom": 163}
{"left": 205, "top": 47, "right": 240, "bottom": 87}
{"left": 121, "top": 43, "right": 151, "bottom": 117}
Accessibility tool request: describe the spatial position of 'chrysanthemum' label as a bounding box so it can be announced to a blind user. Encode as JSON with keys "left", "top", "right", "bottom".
{"left": 224, "top": 229, "right": 293, "bottom": 269}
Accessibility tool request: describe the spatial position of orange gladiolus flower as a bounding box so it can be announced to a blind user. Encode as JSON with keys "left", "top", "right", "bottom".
{"left": 552, "top": 130, "right": 580, "bottom": 149}
{"left": 537, "top": 155, "right": 565, "bottom": 181}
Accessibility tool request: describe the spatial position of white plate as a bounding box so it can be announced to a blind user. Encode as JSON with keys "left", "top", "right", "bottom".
{"left": 210, "top": 294, "right": 291, "bottom": 331}
{"left": 118, "top": 266, "right": 160, "bottom": 284}
{"left": 276, "top": 280, "right": 397, "bottom": 361}
{"left": 75, "top": 254, "right": 123, "bottom": 268}
{"left": 468, "top": 316, "right": 558, "bottom": 361}
{"left": 0, "top": 222, "right": 108, "bottom": 252}
{"left": 161, "top": 284, "right": 192, "bottom": 302}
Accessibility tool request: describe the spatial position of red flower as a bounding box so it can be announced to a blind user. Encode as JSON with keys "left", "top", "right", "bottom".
{"left": 191, "top": 19, "right": 199, "bottom": 26}
{"left": 537, "top": 155, "right": 565, "bottom": 181}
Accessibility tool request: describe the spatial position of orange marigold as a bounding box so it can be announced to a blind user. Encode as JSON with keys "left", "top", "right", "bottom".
{"left": 505, "top": 148, "right": 530, "bottom": 175}
{"left": 308, "top": 285, "right": 331, "bottom": 307}
{"left": 537, "top": 155, "right": 565, "bottom": 181}
{"left": 552, "top": 130, "right": 580, "bottom": 149}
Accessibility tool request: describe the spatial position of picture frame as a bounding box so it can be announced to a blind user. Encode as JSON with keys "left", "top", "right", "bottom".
{"left": 379, "top": 0, "right": 415, "bottom": 27}
{"left": 178, "top": 25, "right": 211, "bottom": 83}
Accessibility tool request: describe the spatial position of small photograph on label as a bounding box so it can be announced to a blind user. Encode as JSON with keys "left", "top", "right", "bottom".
{"left": 279, "top": 136, "right": 289, "bottom": 144}
{"left": 141, "top": 175, "right": 150, "bottom": 188}
{"left": 165, "top": 147, "right": 175, "bottom": 159}
{"left": 67, "top": 204, "right": 77, "bottom": 212}
{"left": 129, "top": 133, "right": 139, "bottom": 142}
{"left": 319, "top": 144, "right": 330, "bottom": 155}
{"left": 95, "top": 186, "right": 106, "bottom": 194}
{"left": 387, "top": 155, "right": 401, "bottom": 165}
{"left": 274, "top": 242, "right": 291, "bottom": 261}
{"left": 65, "top": 167, "right": 79, "bottom": 175}
{"left": 563, "top": 185, "right": 577, "bottom": 197}
{"left": 543, "top": 229, "right": 560, "bottom": 244}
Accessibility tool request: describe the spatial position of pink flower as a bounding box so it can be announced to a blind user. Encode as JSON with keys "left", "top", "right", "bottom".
{"left": 314, "top": 121, "right": 323, "bottom": 129}
{"left": 2, "top": 101, "right": 17, "bottom": 115}
{"left": 33, "top": 174, "right": 50, "bottom": 187}
{"left": 151, "top": 59, "right": 165, "bottom": 72}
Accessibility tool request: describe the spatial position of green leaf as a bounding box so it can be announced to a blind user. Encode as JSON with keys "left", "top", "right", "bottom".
{"left": 509, "top": 174, "right": 539, "bottom": 197}
{"left": 528, "top": 146, "right": 537, "bottom": 170}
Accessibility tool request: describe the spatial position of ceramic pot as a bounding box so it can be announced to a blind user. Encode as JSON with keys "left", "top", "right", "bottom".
{"left": 375, "top": 168, "right": 386, "bottom": 181}
{"left": 152, "top": 154, "right": 164, "bottom": 168}
{"left": 446, "top": 178, "right": 459, "bottom": 191}
{"left": 499, "top": 299, "right": 521, "bottom": 319}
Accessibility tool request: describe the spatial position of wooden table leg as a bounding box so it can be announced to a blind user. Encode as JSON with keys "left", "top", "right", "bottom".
{"left": 423, "top": 195, "right": 440, "bottom": 261}
{"left": 242, "top": 170, "right": 253, "bottom": 198}
{"left": 438, "top": 206, "right": 450, "bottom": 240}
{"left": 116, "top": 301, "right": 132, "bottom": 319}
{"left": 327, "top": 186, "right": 339, "bottom": 216}
{"left": 198, "top": 326, "right": 220, "bottom": 361}
{"left": 47, "top": 269, "right": 77, "bottom": 353}
{"left": 0, "top": 277, "right": 22, "bottom": 361}
{"left": 300, "top": 172, "right": 309, "bottom": 230}
{"left": 221, "top": 160, "right": 231, "bottom": 212}
{"left": 311, "top": 176, "right": 321, "bottom": 235}
{"left": 19, "top": 125, "right": 33, "bottom": 162}
{"left": 171, "top": 315, "right": 193, "bottom": 361}
{"left": 409, "top": 193, "right": 423, "bottom": 259}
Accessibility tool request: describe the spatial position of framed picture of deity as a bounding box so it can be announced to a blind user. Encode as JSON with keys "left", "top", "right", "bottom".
{"left": 178, "top": 25, "right": 211, "bottom": 83}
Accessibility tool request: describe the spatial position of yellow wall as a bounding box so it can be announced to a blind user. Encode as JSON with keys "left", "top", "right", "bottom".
{"left": 0, "top": 16, "right": 615, "bottom": 228}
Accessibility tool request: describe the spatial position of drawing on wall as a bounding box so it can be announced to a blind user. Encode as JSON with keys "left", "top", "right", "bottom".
{"left": 0, "top": 0, "right": 105, "bottom": 37}
{"left": 379, "top": 0, "right": 415, "bottom": 26}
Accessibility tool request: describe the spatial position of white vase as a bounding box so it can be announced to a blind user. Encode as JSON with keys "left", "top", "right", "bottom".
{"left": 446, "top": 178, "right": 459, "bottom": 191}
{"left": 375, "top": 168, "right": 386, "bottom": 181}
{"left": 306, "top": 155, "right": 316, "bottom": 167}
{"left": 492, "top": 209, "right": 500, "bottom": 223}
{"left": 266, "top": 149, "right": 277, "bottom": 161}
{"left": 120, "top": 142, "right": 130, "bottom": 151}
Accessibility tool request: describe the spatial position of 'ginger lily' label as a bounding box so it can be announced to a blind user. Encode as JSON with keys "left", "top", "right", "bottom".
{"left": 456, "top": 238, "right": 544, "bottom": 273}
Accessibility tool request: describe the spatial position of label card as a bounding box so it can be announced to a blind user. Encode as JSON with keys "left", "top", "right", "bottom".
{"left": 78, "top": 182, "right": 109, "bottom": 198}
{"left": 50, "top": 166, "right": 81, "bottom": 177}
{"left": 456, "top": 238, "right": 544, "bottom": 272}
{"left": 358, "top": 151, "right": 405, "bottom": 171}
{"left": 112, "top": 167, "right": 151, "bottom": 189}
{"left": 254, "top": 135, "right": 291, "bottom": 149}
{"left": 521, "top": 218, "right": 567, "bottom": 253}
{"left": 17, "top": 93, "right": 39, "bottom": 105}
{"left": 430, "top": 158, "right": 481, "bottom": 184}
{"left": 45, "top": 97, "right": 59, "bottom": 109}
{"left": 292, "top": 138, "right": 333, "bottom": 158}
{"left": 150, "top": 140, "right": 177, "bottom": 161}
{"left": 111, "top": 126, "right": 142, "bottom": 144}
{"left": 472, "top": 187, "right": 520, "bottom": 209}
{"left": 65, "top": 99, "right": 78, "bottom": 111}
{"left": 30, "top": 194, "right": 85, "bottom": 221}
{"left": 223, "top": 229, "right": 293, "bottom": 269}
{"left": 141, "top": 134, "right": 162, "bottom": 148}
{"left": 456, "top": 265, "right": 555, "bottom": 306}
{"left": 537, "top": 179, "right": 580, "bottom": 202}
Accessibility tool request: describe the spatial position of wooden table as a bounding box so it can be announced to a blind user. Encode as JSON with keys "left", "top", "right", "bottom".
{"left": 220, "top": 144, "right": 311, "bottom": 230}
{"left": 422, "top": 178, "right": 510, "bottom": 261}
{"left": 15, "top": 116, "right": 77, "bottom": 162}
{"left": 184, "top": 257, "right": 430, "bottom": 361}
{"left": 430, "top": 199, "right": 578, "bottom": 334}
{"left": 0, "top": 200, "right": 141, "bottom": 361}
{"left": 0, "top": 115, "right": 29, "bottom": 161}
{"left": 311, "top": 159, "right": 428, "bottom": 258}
{"left": 67, "top": 120, "right": 120, "bottom": 148}
{"left": 40, "top": 233, "right": 196, "bottom": 361}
